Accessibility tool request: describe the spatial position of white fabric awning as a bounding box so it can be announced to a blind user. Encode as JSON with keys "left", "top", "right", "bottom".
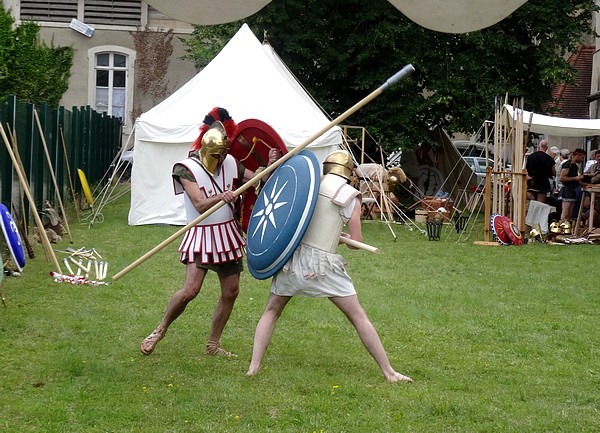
{"left": 145, "top": 0, "right": 528, "bottom": 33}
{"left": 505, "top": 104, "right": 600, "bottom": 137}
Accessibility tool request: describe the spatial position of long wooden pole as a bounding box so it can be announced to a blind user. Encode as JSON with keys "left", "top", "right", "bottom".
{"left": 6, "top": 126, "right": 36, "bottom": 259}
{"left": 59, "top": 126, "right": 81, "bottom": 222}
{"left": 0, "top": 123, "right": 62, "bottom": 273}
{"left": 113, "top": 64, "right": 415, "bottom": 280}
{"left": 5, "top": 125, "right": 27, "bottom": 230}
{"left": 33, "top": 109, "right": 73, "bottom": 243}
{"left": 339, "top": 236, "right": 379, "bottom": 253}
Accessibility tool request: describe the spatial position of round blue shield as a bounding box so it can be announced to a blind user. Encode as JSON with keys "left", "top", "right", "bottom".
{"left": 0, "top": 203, "right": 26, "bottom": 272}
{"left": 246, "top": 150, "right": 320, "bottom": 279}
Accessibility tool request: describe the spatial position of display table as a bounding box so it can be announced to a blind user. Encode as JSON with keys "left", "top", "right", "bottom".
{"left": 575, "top": 185, "right": 600, "bottom": 235}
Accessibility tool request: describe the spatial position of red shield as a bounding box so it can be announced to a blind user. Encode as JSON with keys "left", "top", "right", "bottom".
{"left": 502, "top": 217, "right": 524, "bottom": 246}
{"left": 490, "top": 214, "right": 511, "bottom": 246}
{"left": 230, "top": 119, "right": 288, "bottom": 232}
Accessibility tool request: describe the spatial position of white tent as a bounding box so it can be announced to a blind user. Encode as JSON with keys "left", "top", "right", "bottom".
{"left": 129, "top": 24, "right": 342, "bottom": 226}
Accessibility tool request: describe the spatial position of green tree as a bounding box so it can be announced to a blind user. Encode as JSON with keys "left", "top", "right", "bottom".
{"left": 0, "top": 1, "right": 73, "bottom": 106}
{"left": 183, "top": 0, "right": 598, "bottom": 152}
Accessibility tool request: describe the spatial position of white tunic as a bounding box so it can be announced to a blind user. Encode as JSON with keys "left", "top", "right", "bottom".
{"left": 173, "top": 155, "right": 246, "bottom": 264}
{"left": 271, "top": 174, "right": 361, "bottom": 298}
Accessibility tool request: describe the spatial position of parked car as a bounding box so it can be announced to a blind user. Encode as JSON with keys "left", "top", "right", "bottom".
{"left": 462, "top": 156, "right": 512, "bottom": 185}
{"left": 462, "top": 156, "right": 493, "bottom": 185}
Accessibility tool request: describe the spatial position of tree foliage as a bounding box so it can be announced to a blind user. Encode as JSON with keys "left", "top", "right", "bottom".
{"left": 0, "top": 1, "right": 73, "bottom": 107}
{"left": 183, "top": 0, "right": 598, "bottom": 152}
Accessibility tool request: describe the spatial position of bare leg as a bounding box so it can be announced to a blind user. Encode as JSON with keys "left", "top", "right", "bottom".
{"left": 560, "top": 201, "right": 574, "bottom": 222}
{"left": 247, "top": 294, "right": 291, "bottom": 375}
{"left": 205, "top": 272, "right": 241, "bottom": 356}
{"left": 141, "top": 264, "right": 206, "bottom": 355}
{"left": 329, "top": 295, "right": 412, "bottom": 383}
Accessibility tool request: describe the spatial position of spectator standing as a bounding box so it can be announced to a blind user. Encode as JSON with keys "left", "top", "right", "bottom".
{"left": 526, "top": 140, "right": 557, "bottom": 203}
{"left": 558, "top": 148, "right": 586, "bottom": 223}
{"left": 555, "top": 149, "right": 570, "bottom": 192}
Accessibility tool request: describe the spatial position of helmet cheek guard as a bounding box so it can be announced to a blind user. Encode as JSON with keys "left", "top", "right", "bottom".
{"left": 200, "top": 121, "right": 231, "bottom": 175}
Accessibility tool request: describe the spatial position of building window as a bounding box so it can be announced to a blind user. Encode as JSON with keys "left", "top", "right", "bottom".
{"left": 95, "top": 52, "right": 127, "bottom": 119}
{"left": 88, "top": 46, "right": 136, "bottom": 129}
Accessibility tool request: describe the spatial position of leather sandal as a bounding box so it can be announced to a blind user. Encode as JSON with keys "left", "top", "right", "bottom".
{"left": 205, "top": 340, "right": 237, "bottom": 357}
{"left": 140, "top": 328, "right": 165, "bottom": 355}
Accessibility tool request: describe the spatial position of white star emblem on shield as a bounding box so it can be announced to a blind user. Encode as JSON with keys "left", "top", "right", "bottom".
{"left": 250, "top": 176, "right": 289, "bottom": 243}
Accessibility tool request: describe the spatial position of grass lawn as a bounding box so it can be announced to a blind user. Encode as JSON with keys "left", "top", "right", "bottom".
{"left": 1, "top": 188, "right": 599, "bottom": 432}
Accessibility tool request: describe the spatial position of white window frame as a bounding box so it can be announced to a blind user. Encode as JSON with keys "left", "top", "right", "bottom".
{"left": 88, "top": 46, "right": 136, "bottom": 133}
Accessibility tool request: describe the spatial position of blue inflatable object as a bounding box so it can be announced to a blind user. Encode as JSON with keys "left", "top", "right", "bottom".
{"left": 0, "top": 203, "right": 26, "bottom": 271}
{"left": 246, "top": 150, "right": 320, "bottom": 279}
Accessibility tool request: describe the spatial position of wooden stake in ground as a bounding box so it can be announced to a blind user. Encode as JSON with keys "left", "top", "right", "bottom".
{"left": 113, "top": 64, "right": 415, "bottom": 281}
{"left": 0, "top": 123, "right": 62, "bottom": 273}
{"left": 5, "top": 124, "right": 35, "bottom": 258}
{"left": 59, "top": 126, "right": 81, "bottom": 222}
{"left": 33, "top": 109, "right": 73, "bottom": 243}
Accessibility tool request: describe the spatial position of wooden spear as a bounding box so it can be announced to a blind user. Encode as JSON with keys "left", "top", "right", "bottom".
{"left": 113, "top": 64, "right": 415, "bottom": 280}
{"left": 0, "top": 123, "right": 62, "bottom": 273}
{"left": 33, "top": 109, "right": 73, "bottom": 243}
{"left": 339, "top": 236, "right": 380, "bottom": 254}
{"left": 59, "top": 126, "right": 81, "bottom": 222}
{"left": 5, "top": 125, "right": 31, "bottom": 241}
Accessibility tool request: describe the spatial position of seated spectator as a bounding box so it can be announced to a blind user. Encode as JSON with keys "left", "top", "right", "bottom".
{"left": 583, "top": 149, "right": 599, "bottom": 173}
{"left": 578, "top": 149, "right": 600, "bottom": 229}
{"left": 584, "top": 149, "right": 600, "bottom": 179}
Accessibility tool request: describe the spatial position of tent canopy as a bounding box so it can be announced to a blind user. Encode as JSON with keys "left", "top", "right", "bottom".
{"left": 129, "top": 24, "right": 342, "bottom": 226}
{"left": 145, "top": 0, "right": 528, "bottom": 34}
{"left": 505, "top": 104, "right": 600, "bottom": 137}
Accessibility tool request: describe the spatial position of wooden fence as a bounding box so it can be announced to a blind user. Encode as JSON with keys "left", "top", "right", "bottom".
{"left": 0, "top": 95, "right": 122, "bottom": 219}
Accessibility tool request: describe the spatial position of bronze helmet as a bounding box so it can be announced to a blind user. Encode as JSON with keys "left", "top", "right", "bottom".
{"left": 323, "top": 150, "right": 354, "bottom": 181}
{"left": 559, "top": 220, "right": 572, "bottom": 235}
{"left": 200, "top": 121, "right": 231, "bottom": 175}
{"left": 387, "top": 167, "right": 407, "bottom": 189}
{"left": 549, "top": 221, "right": 561, "bottom": 234}
{"left": 529, "top": 227, "right": 543, "bottom": 243}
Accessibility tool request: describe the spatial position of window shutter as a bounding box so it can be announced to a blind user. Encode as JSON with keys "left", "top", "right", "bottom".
{"left": 20, "top": 0, "right": 78, "bottom": 23}
{"left": 84, "top": 0, "right": 142, "bottom": 26}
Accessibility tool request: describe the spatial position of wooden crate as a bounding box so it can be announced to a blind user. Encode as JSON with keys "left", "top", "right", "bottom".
{"left": 427, "top": 210, "right": 451, "bottom": 222}
{"left": 421, "top": 196, "right": 453, "bottom": 213}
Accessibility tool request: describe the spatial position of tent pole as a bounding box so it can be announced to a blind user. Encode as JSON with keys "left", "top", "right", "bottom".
{"left": 90, "top": 123, "right": 135, "bottom": 225}
{"left": 113, "top": 64, "right": 415, "bottom": 281}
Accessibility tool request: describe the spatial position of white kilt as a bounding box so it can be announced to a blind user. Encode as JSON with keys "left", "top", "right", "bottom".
{"left": 270, "top": 244, "right": 356, "bottom": 298}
